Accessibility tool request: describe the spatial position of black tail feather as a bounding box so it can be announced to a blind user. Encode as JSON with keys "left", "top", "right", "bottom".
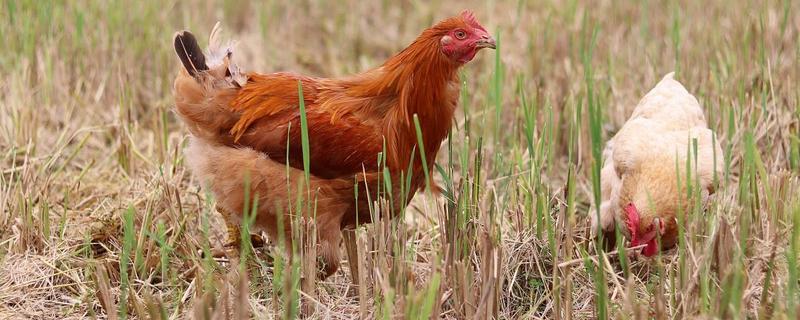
{"left": 174, "top": 31, "right": 208, "bottom": 77}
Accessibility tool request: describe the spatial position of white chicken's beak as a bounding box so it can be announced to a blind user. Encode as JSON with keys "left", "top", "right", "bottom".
{"left": 639, "top": 218, "right": 665, "bottom": 244}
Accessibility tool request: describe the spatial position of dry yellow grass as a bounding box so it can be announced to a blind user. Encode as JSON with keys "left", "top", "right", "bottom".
{"left": 1, "top": 0, "right": 799, "bottom": 319}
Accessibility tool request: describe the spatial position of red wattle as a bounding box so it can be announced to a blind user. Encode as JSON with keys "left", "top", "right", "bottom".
{"left": 642, "top": 238, "right": 659, "bottom": 257}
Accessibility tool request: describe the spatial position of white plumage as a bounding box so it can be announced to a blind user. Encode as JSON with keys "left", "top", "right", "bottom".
{"left": 591, "top": 73, "right": 723, "bottom": 255}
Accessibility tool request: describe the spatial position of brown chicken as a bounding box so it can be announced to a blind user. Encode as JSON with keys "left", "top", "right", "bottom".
{"left": 591, "top": 73, "right": 723, "bottom": 257}
{"left": 173, "top": 11, "right": 495, "bottom": 277}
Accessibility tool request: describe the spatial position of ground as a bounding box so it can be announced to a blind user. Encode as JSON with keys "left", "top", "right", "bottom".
{"left": 1, "top": 0, "right": 799, "bottom": 319}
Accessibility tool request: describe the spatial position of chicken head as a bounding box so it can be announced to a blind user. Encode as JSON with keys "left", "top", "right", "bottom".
{"left": 439, "top": 11, "right": 496, "bottom": 64}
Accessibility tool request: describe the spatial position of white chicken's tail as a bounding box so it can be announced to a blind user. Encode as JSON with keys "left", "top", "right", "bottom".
{"left": 172, "top": 23, "right": 246, "bottom": 144}
{"left": 649, "top": 71, "right": 692, "bottom": 99}
{"left": 648, "top": 72, "right": 685, "bottom": 96}
{"left": 629, "top": 71, "right": 707, "bottom": 129}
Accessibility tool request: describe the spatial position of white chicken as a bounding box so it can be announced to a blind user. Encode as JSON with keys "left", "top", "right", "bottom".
{"left": 591, "top": 72, "right": 723, "bottom": 256}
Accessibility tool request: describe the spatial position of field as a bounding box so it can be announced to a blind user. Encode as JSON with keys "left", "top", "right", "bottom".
{"left": 1, "top": 0, "right": 799, "bottom": 319}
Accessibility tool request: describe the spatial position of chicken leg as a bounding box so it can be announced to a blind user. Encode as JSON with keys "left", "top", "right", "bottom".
{"left": 217, "top": 205, "right": 266, "bottom": 249}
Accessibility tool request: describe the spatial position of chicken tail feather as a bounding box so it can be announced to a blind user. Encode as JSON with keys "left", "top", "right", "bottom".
{"left": 174, "top": 30, "right": 208, "bottom": 78}
{"left": 172, "top": 23, "right": 245, "bottom": 143}
{"left": 173, "top": 22, "right": 245, "bottom": 85}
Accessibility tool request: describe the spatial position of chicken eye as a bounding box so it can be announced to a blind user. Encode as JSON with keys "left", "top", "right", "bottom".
{"left": 454, "top": 30, "right": 467, "bottom": 40}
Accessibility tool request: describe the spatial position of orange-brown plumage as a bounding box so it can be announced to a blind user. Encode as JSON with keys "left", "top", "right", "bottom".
{"left": 173, "top": 12, "right": 495, "bottom": 277}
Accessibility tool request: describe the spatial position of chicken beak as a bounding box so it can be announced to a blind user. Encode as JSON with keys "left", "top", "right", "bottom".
{"left": 638, "top": 218, "right": 665, "bottom": 257}
{"left": 475, "top": 35, "right": 496, "bottom": 49}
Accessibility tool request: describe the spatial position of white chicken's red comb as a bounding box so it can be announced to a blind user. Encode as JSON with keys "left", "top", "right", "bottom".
{"left": 624, "top": 203, "right": 640, "bottom": 241}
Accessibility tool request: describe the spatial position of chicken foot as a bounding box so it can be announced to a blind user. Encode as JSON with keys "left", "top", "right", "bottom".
{"left": 210, "top": 205, "right": 266, "bottom": 258}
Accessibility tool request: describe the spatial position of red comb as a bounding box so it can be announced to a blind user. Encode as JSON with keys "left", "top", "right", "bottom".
{"left": 460, "top": 10, "right": 476, "bottom": 22}
{"left": 460, "top": 10, "right": 486, "bottom": 32}
{"left": 624, "top": 203, "right": 639, "bottom": 240}
{"left": 642, "top": 240, "right": 659, "bottom": 256}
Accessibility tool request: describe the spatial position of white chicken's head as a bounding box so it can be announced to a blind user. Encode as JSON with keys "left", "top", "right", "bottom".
{"left": 618, "top": 163, "right": 683, "bottom": 257}
{"left": 623, "top": 203, "right": 666, "bottom": 257}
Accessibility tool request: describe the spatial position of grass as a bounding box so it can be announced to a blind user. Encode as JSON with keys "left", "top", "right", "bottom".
{"left": 1, "top": 0, "right": 799, "bottom": 319}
